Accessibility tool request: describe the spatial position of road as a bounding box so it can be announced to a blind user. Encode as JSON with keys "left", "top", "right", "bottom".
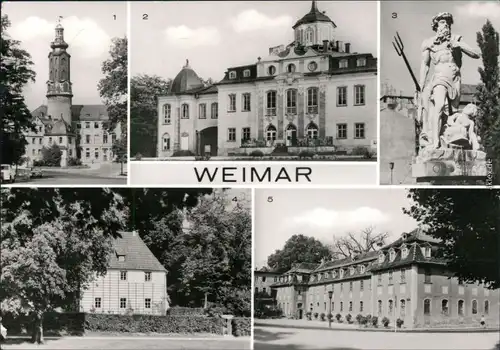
{"left": 9, "top": 171, "right": 127, "bottom": 185}
{"left": 254, "top": 325, "right": 500, "bottom": 350}
{"left": 2, "top": 336, "right": 251, "bottom": 349}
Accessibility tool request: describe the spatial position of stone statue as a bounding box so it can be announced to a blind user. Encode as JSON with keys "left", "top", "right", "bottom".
{"left": 441, "top": 103, "right": 482, "bottom": 150}
{"left": 415, "top": 12, "right": 480, "bottom": 151}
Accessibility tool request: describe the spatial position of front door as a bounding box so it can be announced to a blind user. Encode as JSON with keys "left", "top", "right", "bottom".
{"left": 286, "top": 129, "right": 297, "bottom": 146}
{"left": 181, "top": 135, "right": 189, "bottom": 151}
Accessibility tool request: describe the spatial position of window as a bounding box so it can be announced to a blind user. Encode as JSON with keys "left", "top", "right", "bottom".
{"left": 287, "top": 64, "right": 296, "bottom": 73}
{"left": 211, "top": 103, "right": 218, "bottom": 119}
{"left": 332, "top": 270, "right": 337, "bottom": 278}
{"left": 49, "top": 137, "right": 53, "bottom": 144}
{"left": 424, "top": 299, "right": 431, "bottom": 315}
{"left": 84, "top": 135, "right": 90, "bottom": 144}
{"left": 458, "top": 300, "right": 464, "bottom": 316}
{"left": 95, "top": 297, "right": 101, "bottom": 308}
{"left": 266, "top": 124, "right": 277, "bottom": 141}
{"left": 355, "top": 123, "right": 365, "bottom": 139}
{"left": 229, "top": 71, "right": 237, "bottom": 79}
{"left": 265, "top": 91, "right": 277, "bottom": 116}
{"left": 340, "top": 301, "right": 343, "bottom": 312}
{"left": 145, "top": 272, "right": 151, "bottom": 282}
{"left": 306, "top": 28, "right": 314, "bottom": 43}
{"left": 268, "top": 65, "right": 276, "bottom": 75}
{"left": 228, "top": 94, "right": 236, "bottom": 112}
{"left": 103, "top": 133, "right": 108, "bottom": 144}
{"left": 377, "top": 273, "right": 382, "bottom": 285}
{"left": 401, "top": 246, "right": 409, "bottom": 259}
{"left": 340, "top": 269, "right": 344, "bottom": 278}
{"left": 145, "top": 298, "right": 151, "bottom": 309}
{"left": 85, "top": 148, "right": 90, "bottom": 158}
{"left": 336, "top": 124, "right": 347, "bottom": 139}
{"left": 378, "top": 253, "right": 385, "bottom": 263}
{"left": 181, "top": 104, "right": 189, "bottom": 119}
{"left": 400, "top": 269, "right": 406, "bottom": 283}
{"left": 198, "top": 103, "right": 206, "bottom": 119}
{"left": 306, "top": 123, "right": 318, "bottom": 139}
{"left": 357, "top": 57, "right": 367, "bottom": 67}
{"left": 118, "top": 255, "right": 125, "bottom": 262}
{"left": 308, "top": 61, "right": 317, "bottom": 72}
{"left": 484, "top": 300, "right": 489, "bottom": 315}
{"left": 94, "top": 148, "right": 99, "bottom": 159}
{"left": 77, "top": 123, "right": 81, "bottom": 129}
{"left": 377, "top": 300, "right": 382, "bottom": 314}
{"left": 339, "top": 59, "right": 348, "bottom": 68}
{"left": 389, "top": 249, "right": 396, "bottom": 262}
{"left": 400, "top": 299, "right": 406, "bottom": 316}
{"left": 162, "top": 133, "right": 171, "bottom": 151}
{"left": 68, "top": 137, "right": 72, "bottom": 144}
{"left": 163, "top": 104, "right": 171, "bottom": 124}
{"left": 349, "top": 282, "right": 353, "bottom": 291}
{"left": 360, "top": 280, "right": 364, "bottom": 291}
{"left": 262, "top": 276, "right": 266, "bottom": 282}
{"left": 39, "top": 138, "right": 42, "bottom": 144}
{"left": 32, "top": 137, "right": 35, "bottom": 144}
{"left": 337, "top": 86, "right": 347, "bottom": 106}
{"left": 243, "top": 69, "right": 250, "bottom": 77}
{"left": 94, "top": 134, "right": 100, "bottom": 144}
{"left": 307, "top": 87, "right": 318, "bottom": 114}
{"left": 360, "top": 265, "right": 366, "bottom": 274}
{"left": 472, "top": 300, "right": 478, "bottom": 314}
{"left": 285, "top": 89, "right": 297, "bottom": 114}
{"left": 350, "top": 267, "right": 355, "bottom": 275}
{"left": 354, "top": 85, "right": 365, "bottom": 105}
{"left": 349, "top": 301, "right": 353, "bottom": 312}
{"left": 360, "top": 301, "right": 364, "bottom": 312}
{"left": 242, "top": 127, "right": 251, "bottom": 141}
{"left": 94, "top": 122, "right": 99, "bottom": 129}
{"left": 389, "top": 299, "right": 394, "bottom": 314}
{"left": 242, "top": 93, "right": 251, "bottom": 111}
{"left": 120, "top": 271, "right": 127, "bottom": 281}
{"left": 424, "top": 269, "right": 431, "bottom": 283}
{"left": 389, "top": 271, "right": 393, "bottom": 284}
{"left": 228, "top": 128, "right": 236, "bottom": 142}
{"left": 442, "top": 299, "right": 449, "bottom": 315}
{"left": 85, "top": 122, "right": 90, "bottom": 128}
{"left": 120, "top": 298, "right": 127, "bottom": 309}
{"left": 424, "top": 247, "right": 432, "bottom": 258}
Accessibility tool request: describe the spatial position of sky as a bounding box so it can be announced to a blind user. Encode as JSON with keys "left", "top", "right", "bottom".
{"left": 3, "top": 1, "right": 127, "bottom": 111}
{"left": 381, "top": 1, "right": 500, "bottom": 96}
{"left": 130, "top": 1, "right": 377, "bottom": 81}
{"left": 254, "top": 188, "right": 419, "bottom": 268}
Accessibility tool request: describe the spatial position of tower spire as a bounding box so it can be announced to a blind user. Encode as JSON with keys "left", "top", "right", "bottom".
{"left": 311, "top": 0, "right": 318, "bottom": 13}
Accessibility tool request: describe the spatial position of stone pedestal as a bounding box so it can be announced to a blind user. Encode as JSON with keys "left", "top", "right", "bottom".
{"left": 220, "top": 314, "right": 233, "bottom": 336}
{"left": 412, "top": 148, "right": 487, "bottom": 183}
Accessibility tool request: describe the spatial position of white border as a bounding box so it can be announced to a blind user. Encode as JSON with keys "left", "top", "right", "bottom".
{"left": 126, "top": 0, "right": 132, "bottom": 186}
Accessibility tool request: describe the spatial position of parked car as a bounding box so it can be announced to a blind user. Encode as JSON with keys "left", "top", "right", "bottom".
{"left": 0, "top": 321, "right": 6, "bottom": 340}
{"left": 1, "top": 164, "right": 15, "bottom": 183}
{"left": 30, "top": 167, "right": 43, "bottom": 178}
{"left": 15, "top": 167, "right": 31, "bottom": 182}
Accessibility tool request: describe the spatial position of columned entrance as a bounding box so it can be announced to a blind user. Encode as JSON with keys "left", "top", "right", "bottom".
{"left": 197, "top": 127, "right": 218, "bottom": 156}
{"left": 285, "top": 123, "right": 297, "bottom": 146}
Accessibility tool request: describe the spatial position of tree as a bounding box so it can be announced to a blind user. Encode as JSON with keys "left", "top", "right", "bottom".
{"left": 475, "top": 20, "right": 500, "bottom": 184}
{"left": 0, "top": 188, "right": 127, "bottom": 343}
{"left": 112, "top": 137, "right": 127, "bottom": 175}
{"left": 268, "top": 234, "right": 332, "bottom": 273}
{"left": 0, "top": 14, "right": 36, "bottom": 165}
{"left": 98, "top": 37, "right": 127, "bottom": 164}
{"left": 330, "top": 226, "right": 388, "bottom": 259}
{"left": 404, "top": 189, "right": 500, "bottom": 289}
{"left": 130, "top": 75, "right": 171, "bottom": 157}
{"left": 41, "top": 144, "right": 62, "bottom": 167}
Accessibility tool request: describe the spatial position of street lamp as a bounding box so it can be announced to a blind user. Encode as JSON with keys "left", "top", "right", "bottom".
{"left": 389, "top": 162, "right": 395, "bottom": 184}
{"left": 328, "top": 290, "right": 333, "bottom": 328}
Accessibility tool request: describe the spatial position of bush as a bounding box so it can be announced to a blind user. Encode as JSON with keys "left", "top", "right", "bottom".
{"left": 396, "top": 318, "right": 404, "bottom": 328}
{"left": 67, "top": 157, "right": 82, "bottom": 166}
{"left": 298, "top": 150, "right": 315, "bottom": 159}
{"left": 134, "top": 153, "right": 143, "bottom": 160}
{"left": 41, "top": 144, "right": 62, "bottom": 166}
{"left": 320, "top": 313, "right": 326, "bottom": 321}
{"left": 306, "top": 311, "right": 312, "bottom": 320}
{"left": 313, "top": 312, "right": 319, "bottom": 319}
{"left": 172, "top": 150, "right": 194, "bottom": 157}
{"left": 231, "top": 318, "right": 250, "bottom": 337}
{"left": 327, "top": 313, "right": 333, "bottom": 321}
{"left": 346, "top": 313, "right": 353, "bottom": 324}
{"left": 2, "top": 312, "right": 85, "bottom": 336}
{"left": 335, "top": 313, "right": 342, "bottom": 322}
{"left": 272, "top": 144, "right": 288, "bottom": 155}
{"left": 382, "top": 316, "right": 390, "bottom": 328}
{"left": 167, "top": 307, "right": 205, "bottom": 316}
{"left": 250, "top": 150, "right": 264, "bottom": 157}
{"left": 355, "top": 314, "right": 363, "bottom": 324}
{"left": 33, "top": 160, "right": 46, "bottom": 167}
{"left": 371, "top": 316, "right": 378, "bottom": 327}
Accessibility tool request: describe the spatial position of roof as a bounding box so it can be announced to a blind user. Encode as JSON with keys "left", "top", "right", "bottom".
{"left": 255, "top": 266, "right": 281, "bottom": 275}
{"left": 169, "top": 61, "right": 205, "bottom": 95}
{"left": 108, "top": 231, "right": 167, "bottom": 272}
{"left": 45, "top": 119, "right": 73, "bottom": 135}
{"left": 293, "top": 1, "right": 336, "bottom": 29}
{"left": 31, "top": 104, "right": 109, "bottom": 122}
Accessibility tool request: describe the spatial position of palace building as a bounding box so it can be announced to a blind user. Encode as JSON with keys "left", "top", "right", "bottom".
{"left": 270, "top": 229, "right": 499, "bottom": 328}
{"left": 157, "top": 1, "right": 377, "bottom": 157}
{"left": 23, "top": 22, "right": 121, "bottom": 167}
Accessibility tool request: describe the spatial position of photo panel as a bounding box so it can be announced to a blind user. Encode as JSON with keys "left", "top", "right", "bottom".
{"left": 0, "top": 187, "right": 251, "bottom": 349}
{"left": 379, "top": 1, "right": 498, "bottom": 186}
{"left": 1, "top": 1, "right": 128, "bottom": 186}
{"left": 253, "top": 188, "right": 500, "bottom": 350}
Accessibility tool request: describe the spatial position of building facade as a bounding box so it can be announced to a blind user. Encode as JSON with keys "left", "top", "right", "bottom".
{"left": 157, "top": 1, "right": 377, "bottom": 157}
{"left": 255, "top": 267, "right": 281, "bottom": 300}
{"left": 271, "top": 229, "right": 499, "bottom": 328}
{"left": 22, "top": 22, "right": 120, "bottom": 167}
{"left": 80, "top": 231, "right": 168, "bottom": 315}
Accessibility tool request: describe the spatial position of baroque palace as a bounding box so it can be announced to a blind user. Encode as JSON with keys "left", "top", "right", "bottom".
{"left": 157, "top": 1, "right": 377, "bottom": 157}
{"left": 262, "top": 229, "right": 499, "bottom": 328}
{"left": 23, "top": 22, "right": 121, "bottom": 167}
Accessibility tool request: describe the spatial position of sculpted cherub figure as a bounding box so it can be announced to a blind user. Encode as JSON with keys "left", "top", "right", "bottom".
{"left": 441, "top": 103, "right": 481, "bottom": 150}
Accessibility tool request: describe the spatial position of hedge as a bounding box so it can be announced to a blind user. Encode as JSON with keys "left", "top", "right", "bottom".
{"left": 232, "top": 317, "right": 251, "bottom": 337}
{"left": 167, "top": 306, "right": 205, "bottom": 316}
{"left": 1, "top": 312, "right": 85, "bottom": 336}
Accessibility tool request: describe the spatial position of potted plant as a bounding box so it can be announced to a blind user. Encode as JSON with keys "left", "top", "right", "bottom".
{"left": 396, "top": 318, "right": 404, "bottom": 328}
{"left": 327, "top": 313, "right": 333, "bottom": 321}
{"left": 306, "top": 311, "right": 312, "bottom": 320}
{"left": 335, "top": 313, "right": 342, "bottom": 322}
{"left": 320, "top": 313, "right": 326, "bottom": 321}
{"left": 313, "top": 312, "right": 319, "bottom": 319}
{"left": 371, "top": 316, "right": 378, "bottom": 327}
{"left": 382, "top": 317, "right": 390, "bottom": 328}
{"left": 355, "top": 314, "right": 363, "bottom": 324}
{"left": 346, "top": 313, "right": 353, "bottom": 324}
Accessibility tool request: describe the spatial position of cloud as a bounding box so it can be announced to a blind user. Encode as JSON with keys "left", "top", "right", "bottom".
{"left": 231, "top": 10, "right": 293, "bottom": 33}
{"left": 164, "top": 25, "right": 221, "bottom": 48}
{"left": 455, "top": 2, "right": 500, "bottom": 20}
{"left": 10, "top": 16, "right": 111, "bottom": 58}
{"left": 290, "top": 207, "right": 390, "bottom": 230}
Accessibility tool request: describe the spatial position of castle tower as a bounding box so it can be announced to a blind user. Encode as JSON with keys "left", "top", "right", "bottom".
{"left": 293, "top": 0, "right": 337, "bottom": 47}
{"left": 46, "top": 19, "right": 73, "bottom": 125}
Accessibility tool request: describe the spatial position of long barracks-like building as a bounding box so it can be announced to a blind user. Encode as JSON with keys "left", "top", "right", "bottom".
{"left": 271, "top": 229, "right": 499, "bottom": 328}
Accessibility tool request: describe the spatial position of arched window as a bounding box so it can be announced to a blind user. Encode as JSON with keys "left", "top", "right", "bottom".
{"left": 198, "top": 103, "right": 206, "bottom": 119}
{"left": 360, "top": 265, "right": 366, "bottom": 274}
{"left": 441, "top": 299, "right": 449, "bottom": 315}
{"left": 388, "top": 299, "right": 394, "bottom": 314}
{"left": 266, "top": 91, "right": 277, "bottom": 116}
{"left": 424, "top": 299, "right": 431, "bottom": 315}
{"left": 287, "top": 64, "right": 296, "bottom": 73}
{"left": 163, "top": 104, "right": 171, "bottom": 124}
{"left": 181, "top": 104, "right": 189, "bottom": 119}
{"left": 210, "top": 102, "right": 218, "bottom": 119}
{"left": 378, "top": 253, "right": 385, "bottom": 263}
{"left": 286, "top": 89, "right": 297, "bottom": 114}
{"left": 484, "top": 300, "right": 489, "bottom": 315}
{"left": 332, "top": 270, "right": 337, "bottom": 278}
{"left": 401, "top": 245, "right": 409, "bottom": 259}
{"left": 306, "top": 27, "right": 314, "bottom": 44}
{"left": 266, "top": 124, "right": 277, "bottom": 142}
{"left": 162, "top": 133, "right": 170, "bottom": 151}
{"left": 349, "top": 267, "right": 355, "bottom": 275}
{"left": 306, "top": 122, "right": 319, "bottom": 139}
{"left": 268, "top": 65, "right": 276, "bottom": 76}
{"left": 458, "top": 300, "right": 464, "bottom": 316}
{"left": 389, "top": 249, "right": 396, "bottom": 262}
{"left": 339, "top": 269, "right": 344, "bottom": 278}
{"left": 307, "top": 87, "right": 318, "bottom": 114}
{"left": 400, "top": 299, "right": 406, "bottom": 317}
{"left": 472, "top": 300, "right": 478, "bottom": 315}
{"left": 377, "top": 300, "right": 382, "bottom": 315}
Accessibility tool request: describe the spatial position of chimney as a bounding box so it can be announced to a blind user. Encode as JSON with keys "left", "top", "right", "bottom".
{"left": 345, "top": 43, "right": 351, "bottom": 53}
{"left": 338, "top": 41, "right": 344, "bottom": 52}
{"left": 323, "top": 40, "right": 329, "bottom": 52}
{"left": 335, "top": 40, "right": 340, "bottom": 51}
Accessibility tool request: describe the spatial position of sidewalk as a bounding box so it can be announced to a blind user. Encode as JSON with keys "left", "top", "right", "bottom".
{"left": 39, "top": 164, "right": 127, "bottom": 179}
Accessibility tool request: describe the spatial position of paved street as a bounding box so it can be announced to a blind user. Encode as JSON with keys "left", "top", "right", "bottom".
{"left": 2, "top": 336, "right": 251, "bottom": 349}
{"left": 254, "top": 325, "right": 500, "bottom": 350}
{"left": 21, "top": 170, "right": 127, "bottom": 185}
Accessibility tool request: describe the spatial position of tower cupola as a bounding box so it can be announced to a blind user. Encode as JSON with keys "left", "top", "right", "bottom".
{"left": 293, "top": 1, "right": 337, "bottom": 47}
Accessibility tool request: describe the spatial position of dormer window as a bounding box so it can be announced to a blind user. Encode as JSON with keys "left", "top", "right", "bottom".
{"left": 360, "top": 265, "right": 366, "bottom": 274}
{"left": 287, "top": 64, "right": 296, "bottom": 73}
{"left": 389, "top": 249, "right": 396, "bottom": 262}
{"left": 117, "top": 255, "right": 125, "bottom": 262}
{"left": 332, "top": 270, "right": 337, "bottom": 278}
{"left": 422, "top": 246, "right": 431, "bottom": 258}
{"left": 339, "top": 269, "right": 344, "bottom": 278}
{"left": 243, "top": 69, "right": 250, "bottom": 77}
{"left": 339, "top": 59, "right": 348, "bottom": 69}
{"left": 229, "top": 71, "right": 237, "bottom": 79}
{"left": 378, "top": 253, "right": 385, "bottom": 263}
{"left": 349, "top": 267, "right": 355, "bottom": 275}
{"left": 357, "top": 57, "right": 367, "bottom": 67}
{"left": 401, "top": 245, "right": 409, "bottom": 259}
{"left": 268, "top": 65, "right": 276, "bottom": 76}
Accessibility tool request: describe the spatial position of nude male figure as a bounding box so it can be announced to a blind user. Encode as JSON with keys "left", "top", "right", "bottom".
{"left": 416, "top": 12, "right": 480, "bottom": 151}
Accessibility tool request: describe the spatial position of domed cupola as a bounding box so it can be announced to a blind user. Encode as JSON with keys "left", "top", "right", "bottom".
{"left": 169, "top": 59, "right": 204, "bottom": 95}
{"left": 293, "top": 1, "right": 337, "bottom": 47}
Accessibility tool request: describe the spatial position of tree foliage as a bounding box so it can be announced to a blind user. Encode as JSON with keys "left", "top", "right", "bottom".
{"left": 475, "top": 20, "right": 500, "bottom": 184}
{"left": 130, "top": 75, "right": 171, "bottom": 157}
{"left": 0, "top": 15, "right": 37, "bottom": 165}
{"left": 404, "top": 189, "right": 500, "bottom": 289}
{"left": 41, "top": 144, "right": 62, "bottom": 167}
{"left": 268, "top": 234, "right": 332, "bottom": 272}
{"left": 330, "top": 226, "right": 387, "bottom": 259}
